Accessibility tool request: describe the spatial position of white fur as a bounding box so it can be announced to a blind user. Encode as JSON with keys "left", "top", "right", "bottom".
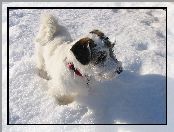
{"left": 34, "top": 14, "right": 122, "bottom": 105}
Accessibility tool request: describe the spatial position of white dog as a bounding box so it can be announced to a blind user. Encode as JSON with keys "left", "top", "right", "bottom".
{"left": 34, "top": 14, "right": 123, "bottom": 105}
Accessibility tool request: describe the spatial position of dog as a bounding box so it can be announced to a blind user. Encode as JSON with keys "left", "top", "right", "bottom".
{"left": 34, "top": 14, "right": 123, "bottom": 105}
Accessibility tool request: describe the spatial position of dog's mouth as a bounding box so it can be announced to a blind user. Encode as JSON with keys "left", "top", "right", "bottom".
{"left": 95, "top": 72, "right": 116, "bottom": 81}
{"left": 94, "top": 68, "right": 122, "bottom": 81}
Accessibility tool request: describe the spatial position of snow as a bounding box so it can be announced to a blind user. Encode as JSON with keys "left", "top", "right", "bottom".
{"left": 2, "top": 2, "right": 174, "bottom": 132}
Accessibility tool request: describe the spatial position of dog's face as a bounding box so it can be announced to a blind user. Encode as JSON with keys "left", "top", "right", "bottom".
{"left": 71, "top": 30, "right": 123, "bottom": 81}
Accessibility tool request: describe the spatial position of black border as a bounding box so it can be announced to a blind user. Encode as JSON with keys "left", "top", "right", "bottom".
{"left": 7, "top": 7, "right": 167, "bottom": 125}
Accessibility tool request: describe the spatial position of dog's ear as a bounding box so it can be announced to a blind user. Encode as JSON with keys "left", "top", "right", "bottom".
{"left": 70, "top": 37, "right": 94, "bottom": 65}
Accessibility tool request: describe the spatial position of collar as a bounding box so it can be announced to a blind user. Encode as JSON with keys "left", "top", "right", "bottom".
{"left": 67, "top": 63, "right": 83, "bottom": 77}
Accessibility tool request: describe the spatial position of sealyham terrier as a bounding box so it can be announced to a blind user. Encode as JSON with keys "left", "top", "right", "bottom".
{"left": 34, "top": 14, "right": 123, "bottom": 105}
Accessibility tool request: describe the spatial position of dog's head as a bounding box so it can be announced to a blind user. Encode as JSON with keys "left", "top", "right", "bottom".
{"left": 70, "top": 29, "right": 123, "bottom": 81}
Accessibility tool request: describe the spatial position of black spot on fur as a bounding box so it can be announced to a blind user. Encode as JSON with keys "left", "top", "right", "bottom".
{"left": 90, "top": 29, "right": 113, "bottom": 48}
{"left": 90, "top": 29, "right": 105, "bottom": 38}
{"left": 71, "top": 38, "right": 94, "bottom": 65}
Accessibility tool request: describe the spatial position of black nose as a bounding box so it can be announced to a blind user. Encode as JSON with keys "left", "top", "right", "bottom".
{"left": 116, "top": 67, "right": 123, "bottom": 74}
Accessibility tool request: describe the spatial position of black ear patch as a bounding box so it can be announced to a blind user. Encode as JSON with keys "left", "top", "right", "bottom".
{"left": 90, "top": 29, "right": 105, "bottom": 38}
{"left": 70, "top": 38, "right": 94, "bottom": 65}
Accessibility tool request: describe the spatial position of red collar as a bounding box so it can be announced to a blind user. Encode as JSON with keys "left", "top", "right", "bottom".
{"left": 67, "top": 63, "right": 83, "bottom": 77}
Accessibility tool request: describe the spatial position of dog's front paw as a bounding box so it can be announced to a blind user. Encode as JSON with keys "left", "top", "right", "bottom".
{"left": 55, "top": 95, "right": 74, "bottom": 105}
{"left": 36, "top": 68, "right": 51, "bottom": 80}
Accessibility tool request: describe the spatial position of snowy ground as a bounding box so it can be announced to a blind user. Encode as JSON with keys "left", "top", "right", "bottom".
{"left": 2, "top": 2, "right": 174, "bottom": 132}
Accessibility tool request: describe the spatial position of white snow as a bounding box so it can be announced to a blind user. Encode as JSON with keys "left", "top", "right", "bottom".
{"left": 2, "top": 2, "right": 173, "bottom": 132}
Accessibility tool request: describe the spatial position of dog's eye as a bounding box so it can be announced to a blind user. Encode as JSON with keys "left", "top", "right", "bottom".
{"left": 95, "top": 51, "right": 107, "bottom": 64}
{"left": 102, "top": 38, "right": 112, "bottom": 48}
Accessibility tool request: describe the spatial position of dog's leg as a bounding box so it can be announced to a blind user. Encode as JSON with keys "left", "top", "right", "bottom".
{"left": 55, "top": 95, "right": 74, "bottom": 105}
{"left": 35, "top": 47, "right": 45, "bottom": 78}
{"left": 35, "top": 45, "right": 44, "bottom": 70}
{"left": 35, "top": 44, "right": 50, "bottom": 80}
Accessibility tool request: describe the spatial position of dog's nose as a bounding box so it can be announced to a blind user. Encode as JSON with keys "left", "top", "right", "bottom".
{"left": 116, "top": 67, "right": 123, "bottom": 74}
